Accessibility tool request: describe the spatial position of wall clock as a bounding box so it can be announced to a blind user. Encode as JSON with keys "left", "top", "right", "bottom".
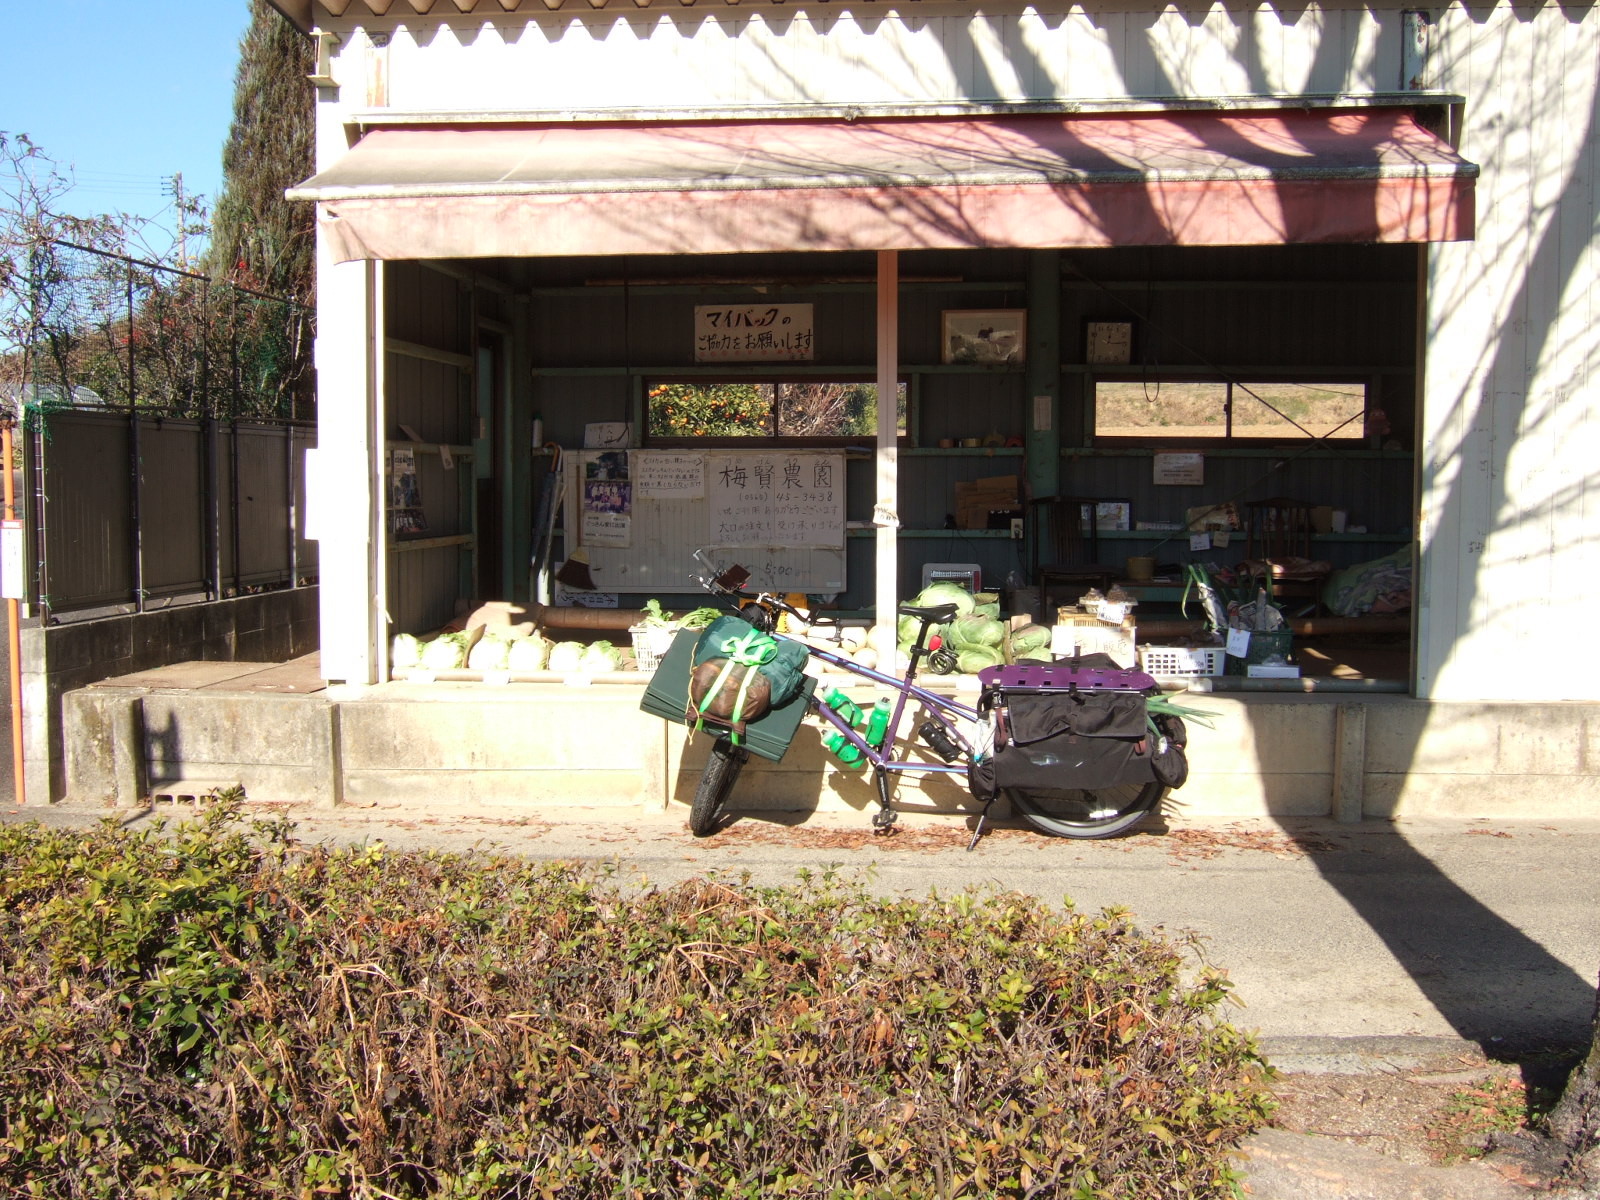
{"left": 1085, "top": 321, "right": 1134, "bottom": 365}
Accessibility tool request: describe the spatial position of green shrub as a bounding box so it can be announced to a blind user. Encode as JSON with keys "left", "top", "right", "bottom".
{"left": 0, "top": 803, "right": 1272, "bottom": 1198}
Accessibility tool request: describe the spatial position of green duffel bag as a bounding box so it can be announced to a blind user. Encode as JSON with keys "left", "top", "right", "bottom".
{"left": 686, "top": 615, "right": 810, "bottom": 742}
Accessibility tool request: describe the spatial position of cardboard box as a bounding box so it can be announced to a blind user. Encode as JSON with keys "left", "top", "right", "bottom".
{"left": 954, "top": 475, "right": 1019, "bottom": 530}
{"left": 1051, "top": 619, "right": 1138, "bottom": 668}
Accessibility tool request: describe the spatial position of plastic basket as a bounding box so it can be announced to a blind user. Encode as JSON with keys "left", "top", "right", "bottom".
{"left": 1138, "top": 645, "right": 1225, "bottom": 677}
{"left": 629, "top": 625, "right": 677, "bottom": 672}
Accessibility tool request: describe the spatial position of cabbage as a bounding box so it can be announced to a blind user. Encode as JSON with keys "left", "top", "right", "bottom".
{"left": 946, "top": 614, "right": 1005, "bottom": 650}
{"left": 911, "top": 581, "right": 976, "bottom": 616}
{"left": 956, "top": 646, "right": 1004, "bottom": 673}
{"left": 420, "top": 632, "right": 471, "bottom": 671}
{"left": 468, "top": 635, "right": 511, "bottom": 671}
{"left": 578, "top": 640, "right": 623, "bottom": 673}
{"left": 1006, "top": 623, "right": 1053, "bottom": 659}
{"left": 507, "top": 636, "right": 551, "bottom": 671}
{"left": 898, "top": 613, "right": 946, "bottom": 649}
{"left": 547, "top": 641, "right": 586, "bottom": 672}
{"left": 391, "top": 633, "right": 422, "bottom": 669}
{"left": 973, "top": 602, "right": 1001, "bottom": 620}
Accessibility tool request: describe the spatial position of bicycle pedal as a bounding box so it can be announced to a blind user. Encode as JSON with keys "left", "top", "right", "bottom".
{"left": 871, "top": 809, "right": 898, "bottom": 831}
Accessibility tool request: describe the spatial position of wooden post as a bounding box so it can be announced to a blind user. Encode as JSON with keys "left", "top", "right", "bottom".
{"left": 875, "top": 251, "right": 900, "bottom": 664}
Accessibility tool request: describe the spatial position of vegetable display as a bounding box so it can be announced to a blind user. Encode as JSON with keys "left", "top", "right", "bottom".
{"left": 547, "top": 642, "right": 586, "bottom": 673}
{"left": 467, "top": 635, "right": 511, "bottom": 671}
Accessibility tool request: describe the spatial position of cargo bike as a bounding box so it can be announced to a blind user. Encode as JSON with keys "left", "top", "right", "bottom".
{"left": 640, "top": 552, "right": 1195, "bottom": 848}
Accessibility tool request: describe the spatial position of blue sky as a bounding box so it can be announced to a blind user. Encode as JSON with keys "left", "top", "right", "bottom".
{"left": 1, "top": 1, "right": 256, "bottom": 256}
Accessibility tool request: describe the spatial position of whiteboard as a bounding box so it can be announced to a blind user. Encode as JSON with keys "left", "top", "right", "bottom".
{"left": 561, "top": 450, "right": 847, "bottom": 594}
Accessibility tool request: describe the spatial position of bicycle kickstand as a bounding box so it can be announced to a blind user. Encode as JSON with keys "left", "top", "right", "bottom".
{"left": 966, "top": 795, "right": 996, "bottom": 852}
{"left": 870, "top": 767, "right": 898, "bottom": 833}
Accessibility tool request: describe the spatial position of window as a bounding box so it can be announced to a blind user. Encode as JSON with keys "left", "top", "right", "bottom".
{"left": 1094, "top": 380, "right": 1367, "bottom": 441}
{"left": 646, "top": 380, "right": 908, "bottom": 442}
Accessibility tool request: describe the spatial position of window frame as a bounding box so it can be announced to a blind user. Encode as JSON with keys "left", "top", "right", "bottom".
{"left": 643, "top": 374, "right": 911, "bottom": 449}
{"left": 1089, "top": 374, "right": 1372, "bottom": 447}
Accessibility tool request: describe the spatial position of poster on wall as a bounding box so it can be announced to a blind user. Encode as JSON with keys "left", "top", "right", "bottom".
{"left": 632, "top": 453, "right": 704, "bottom": 500}
{"left": 582, "top": 453, "right": 631, "bottom": 548}
{"left": 706, "top": 452, "right": 844, "bottom": 549}
{"left": 694, "top": 304, "right": 814, "bottom": 362}
{"left": 389, "top": 446, "right": 427, "bottom": 535}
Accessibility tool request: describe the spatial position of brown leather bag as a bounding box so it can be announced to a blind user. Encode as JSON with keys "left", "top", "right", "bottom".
{"left": 686, "top": 658, "right": 773, "bottom": 733}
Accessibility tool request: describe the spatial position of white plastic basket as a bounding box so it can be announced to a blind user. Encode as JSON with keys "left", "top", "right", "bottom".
{"left": 1138, "top": 645, "right": 1225, "bottom": 677}
{"left": 629, "top": 625, "right": 677, "bottom": 672}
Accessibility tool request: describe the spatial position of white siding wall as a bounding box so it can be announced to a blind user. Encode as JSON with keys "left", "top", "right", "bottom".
{"left": 310, "top": 0, "right": 1600, "bottom": 701}
{"left": 320, "top": 4, "right": 1408, "bottom": 109}
{"left": 1422, "top": 2, "right": 1600, "bottom": 700}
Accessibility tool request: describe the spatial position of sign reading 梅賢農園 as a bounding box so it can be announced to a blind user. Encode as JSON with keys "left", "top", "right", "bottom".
{"left": 694, "top": 304, "right": 814, "bottom": 362}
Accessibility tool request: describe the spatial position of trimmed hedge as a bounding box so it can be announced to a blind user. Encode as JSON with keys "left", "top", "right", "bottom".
{"left": 0, "top": 804, "right": 1273, "bottom": 1197}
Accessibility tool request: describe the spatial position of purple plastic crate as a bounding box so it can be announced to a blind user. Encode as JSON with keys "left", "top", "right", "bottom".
{"left": 978, "top": 661, "right": 1157, "bottom": 693}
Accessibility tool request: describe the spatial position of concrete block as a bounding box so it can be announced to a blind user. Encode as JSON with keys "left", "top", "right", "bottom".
{"left": 1364, "top": 700, "right": 1594, "bottom": 778}
{"left": 62, "top": 689, "right": 147, "bottom": 806}
{"left": 1332, "top": 703, "right": 1367, "bottom": 824}
{"left": 34, "top": 619, "right": 134, "bottom": 675}
{"left": 342, "top": 769, "right": 650, "bottom": 808}
{"left": 1194, "top": 699, "right": 1337, "bottom": 775}
{"left": 201, "top": 603, "right": 239, "bottom": 656}
{"left": 141, "top": 694, "right": 338, "bottom": 805}
{"left": 1365, "top": 771, "right": 1600, "bottom": 819}
{"left": 337, "top": 688, "right": 661, "bottom": 773}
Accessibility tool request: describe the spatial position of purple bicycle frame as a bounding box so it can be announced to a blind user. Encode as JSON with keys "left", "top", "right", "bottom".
{"left": 781, "top": 633, "right": 980, "bottom": 778}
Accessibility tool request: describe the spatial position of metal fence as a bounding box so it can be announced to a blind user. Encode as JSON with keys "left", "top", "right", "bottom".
{"left": 11, "top": 240, "right": 313, "bottom": 423}
{"left": 8, "top": 243, "right": 318, "bottom": 621}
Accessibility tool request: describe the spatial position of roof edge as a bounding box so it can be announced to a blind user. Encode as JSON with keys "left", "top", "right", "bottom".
{"left": 265, "top": 0, "right": 314, "bottom": 34}
{"left": 346, "top": 93, "right": 1467, "bottom": 131}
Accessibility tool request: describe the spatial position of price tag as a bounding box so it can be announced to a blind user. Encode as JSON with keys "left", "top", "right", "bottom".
{"left": 1225, "top": 628, "right": 1252, "bottom": 658}
{"left": 1211, "top": 530, "right": 1230, "bottom": 548}
{"left": 1190, "top": 532, "right": 1212, "bottom": 552}
{"left": 1098, "top": 602, "right": 1127, "bottom": 624}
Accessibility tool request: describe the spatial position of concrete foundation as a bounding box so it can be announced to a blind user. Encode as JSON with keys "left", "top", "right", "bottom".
{"left": 23, "top": 588, "right": 320, "bottom": 802}
{"left": 56, "top": 669, "right": 1600, "bottom": 822}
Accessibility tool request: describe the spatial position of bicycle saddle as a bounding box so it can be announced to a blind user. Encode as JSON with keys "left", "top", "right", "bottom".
{"left": 897, "top": 602, "right": 960, "bottom": 623}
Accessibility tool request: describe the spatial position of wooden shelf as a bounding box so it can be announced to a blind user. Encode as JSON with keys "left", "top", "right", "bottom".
{"left": 392, "top": 533, "right": 474, "bottom": 553}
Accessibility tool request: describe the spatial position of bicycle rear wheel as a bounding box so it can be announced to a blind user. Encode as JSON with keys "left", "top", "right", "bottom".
{"left": 689, "top": 736, "right": 747, "bottom": 836}
{"left": 1005, "top": 780, "right": 1163, "bottom": 840}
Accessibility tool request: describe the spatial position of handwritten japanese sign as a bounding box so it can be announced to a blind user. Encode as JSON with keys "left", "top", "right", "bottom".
{"left": 706, "top": 452, "right": 843, "bottom": 549}
{"left": 632, "top": 453, "right": 704, "bottom": 500}
{"left": 694, "top": 304, "right": 814, "bottom": 362}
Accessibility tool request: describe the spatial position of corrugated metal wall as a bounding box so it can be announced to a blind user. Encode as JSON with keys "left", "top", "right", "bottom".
{"left": 32, "top": 412, "right": 316, "bottom": 617}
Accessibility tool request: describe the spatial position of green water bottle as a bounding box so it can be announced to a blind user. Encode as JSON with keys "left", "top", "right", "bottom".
{"left": 823, "top": 688, "right": 864, "bottom": 728}
{"left": 864, "top": 698, "right": 893, "bottom": 749}
{"left": 823, "top": 731, "right": 864, "bottom": 766}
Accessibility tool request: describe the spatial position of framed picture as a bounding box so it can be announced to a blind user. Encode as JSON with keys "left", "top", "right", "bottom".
{"left": 942, "top": 309, "right": 1027, "bottom": 365}
{"left": 1082, "top": 500, "right": 1131, "bottom": 532}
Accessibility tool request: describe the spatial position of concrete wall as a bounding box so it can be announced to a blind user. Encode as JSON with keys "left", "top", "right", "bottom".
{"left": 60, "top": 682, "right": 1600, "bottom": 821}
{"left": 23, "top": 587, "right": 320, "bottom": 802}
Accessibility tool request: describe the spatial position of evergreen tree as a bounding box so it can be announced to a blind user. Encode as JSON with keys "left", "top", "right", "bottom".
{"left": 206, "top": 0, "right": 314, "bottom": 417}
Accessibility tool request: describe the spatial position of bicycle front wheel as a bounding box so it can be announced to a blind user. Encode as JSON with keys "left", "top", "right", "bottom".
{"left": 1005, "top": 781, "right": 1164, "bottom": 840}
{"left": 689, "top": 736, "right": 747, "bottom": 836}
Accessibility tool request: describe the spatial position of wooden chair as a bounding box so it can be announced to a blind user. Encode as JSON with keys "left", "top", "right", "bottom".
{"left": 1028, "top": 496, "right": 1118, "bottom": 618}
{"left": 1242, "top": 497, "right": 1329, "bottom": 613}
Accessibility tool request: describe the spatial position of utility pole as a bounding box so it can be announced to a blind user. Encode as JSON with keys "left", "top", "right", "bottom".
{"left": 164, "top": 173, "right": 188, "bottom": 269}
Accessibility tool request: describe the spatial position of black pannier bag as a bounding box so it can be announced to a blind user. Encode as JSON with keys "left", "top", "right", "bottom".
{"left": 994, "top": 690, "right": 1156, "bottom": 792}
